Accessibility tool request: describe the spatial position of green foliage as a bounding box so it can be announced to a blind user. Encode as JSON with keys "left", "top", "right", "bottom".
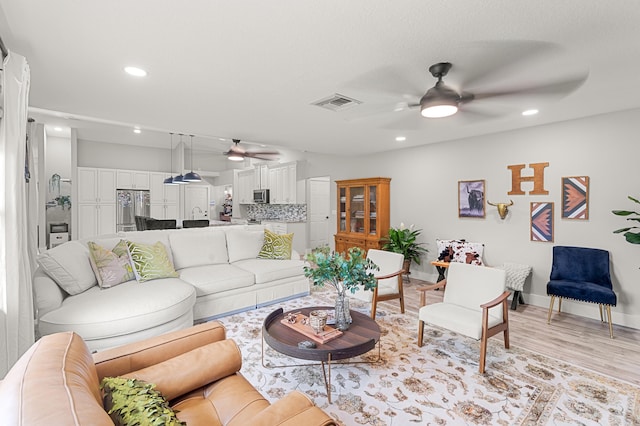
{"left": 612, "top": 196, "right": 640, "bottom": 244}
{"left": 381, "top": 224, "right": 428, "bottom": 265}
{"left": 100, "top": 377, "right": 185, "bottom": 426}
{"left": 304, "top": 246, "right": 379, "bottom": 294}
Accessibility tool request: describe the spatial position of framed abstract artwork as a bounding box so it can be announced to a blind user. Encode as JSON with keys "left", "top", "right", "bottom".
{"left": 458, "top": 180, "right": 485, "bottom": 218}
{"left": 531, "top": 202, "right": 554, "bottom": 242}
{"left": 562, "top": 176, "right": 589, "bottom": 219}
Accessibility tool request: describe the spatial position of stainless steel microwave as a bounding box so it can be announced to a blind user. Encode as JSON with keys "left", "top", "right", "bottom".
{"left": 253, "top": 189, "right": 270, "bottom": 203}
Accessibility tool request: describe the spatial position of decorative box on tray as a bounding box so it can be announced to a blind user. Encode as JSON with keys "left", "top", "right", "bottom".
{"left": 280, "top": 311, "right": 343, "bottom": 344}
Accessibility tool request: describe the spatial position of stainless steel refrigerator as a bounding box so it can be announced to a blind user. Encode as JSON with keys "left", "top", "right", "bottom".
{"left": 117, "top": 190, "right": 150, "bottom": 232}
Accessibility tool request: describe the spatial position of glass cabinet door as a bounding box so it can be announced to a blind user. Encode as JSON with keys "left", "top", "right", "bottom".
{"left": 339, "top": 187, "right": 346, "bottom": 232}
{"left": 350, "top": 186, "right": 365, "bottom": 234}
{"left": 369, "top": 185, "right": 377, "bottom": 235}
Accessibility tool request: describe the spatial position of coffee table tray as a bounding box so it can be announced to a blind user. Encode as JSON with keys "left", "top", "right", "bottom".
{"left": 280, "top": 313, "right": 343, "bottom": 344}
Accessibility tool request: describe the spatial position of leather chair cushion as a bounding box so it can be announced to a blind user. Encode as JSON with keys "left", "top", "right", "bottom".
{"left": 0, "top": 332, "right": 112, "bottom": 426}
{"left": 123, "top": 338, "right": 242, "bottom": 401}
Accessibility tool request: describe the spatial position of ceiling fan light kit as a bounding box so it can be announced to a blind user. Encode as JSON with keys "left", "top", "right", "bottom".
{"left": 420, "top": 62, "right": 462, "bottom": 118}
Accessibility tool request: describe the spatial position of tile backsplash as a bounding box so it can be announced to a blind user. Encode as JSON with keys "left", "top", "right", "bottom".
{"left": 245, "top": 204, "right": 307, "bottom": 222}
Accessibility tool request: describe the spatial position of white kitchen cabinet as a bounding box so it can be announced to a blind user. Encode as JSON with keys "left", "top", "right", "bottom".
{"left": 77, "top": 203, "right": 116, "bottom": 239}
{"left": 77, "top": 167, "right": 116, "bottom": 204}
{"left": 268, "top": 162, "right": 297, "bottom": 204}
{"left": 257, "top": 164, "right": 269, "bottom": 189}
{"left": 263, "top": 221, "right": 307, "bottom": 254}
{"left": 236, "top": 169, "right": 256, "bottom": 204}
{"left": 116, "top": 169, "right": 150, "bottom": 190}
{"left": 149, "top": 172, "right": 179, "bottom": 219}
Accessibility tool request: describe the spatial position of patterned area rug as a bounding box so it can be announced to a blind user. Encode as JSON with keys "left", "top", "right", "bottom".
{"left": 218, "top": 289, "right": 640, "bottom": 425}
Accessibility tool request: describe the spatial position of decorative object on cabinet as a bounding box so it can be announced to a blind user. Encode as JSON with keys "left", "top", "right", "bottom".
{"left": 458, "top": 180, "right": 485, "bottom": 218}
{"left": 183, "top": 134, "right": 202, "bottom": 182}
{"left": 487, "top": 200, "right": 514, "bottom": 220}
{"left": 335, "top": 177, "right": 391, "bottom": 253}
{"left": 163, "top": 133, "right": 178, "bottom": 185}
{"left": 303, "top": 246, "right": 379, "bottom": 331}
{"left": 561, "top": 176, "right": 589, "bottom": 219}
{"left": 612, "top": 195, "right": 640, "bottom": 245}
{"left": 530, "top": 202, "right": 554, "bottom": 242}
{"left": 381, "top": 223, "right": 428, "bottom": 280}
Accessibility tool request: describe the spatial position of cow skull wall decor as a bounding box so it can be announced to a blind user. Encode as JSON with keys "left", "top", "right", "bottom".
{"left": 487, "top": 200, "right": 514, "bottom": 220}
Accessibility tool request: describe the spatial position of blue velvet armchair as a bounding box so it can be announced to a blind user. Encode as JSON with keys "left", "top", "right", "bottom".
{"left": 546, "top": 246, "right": 617, "bottom": 338}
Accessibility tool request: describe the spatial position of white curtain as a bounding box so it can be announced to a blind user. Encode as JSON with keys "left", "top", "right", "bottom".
{"left": 0, "top": 51, "right": 34, "bottom": 377}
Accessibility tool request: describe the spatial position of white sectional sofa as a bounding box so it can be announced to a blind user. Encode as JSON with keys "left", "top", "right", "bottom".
{"left": 33, "top": 225, "right": 309, "bottom": 352}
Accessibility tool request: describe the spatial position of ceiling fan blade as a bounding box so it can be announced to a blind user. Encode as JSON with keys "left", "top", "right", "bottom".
{"left": 342, "top": 101, "right": 419, "bottom": 121}
{"left": 471, "top": 72, "right": 589, "bottom": 101}
{"left": 245, "top": 152, "right": 280, "bottom": 161}
{"left": 341, "top": 65, "right": 425, "bottom": 99}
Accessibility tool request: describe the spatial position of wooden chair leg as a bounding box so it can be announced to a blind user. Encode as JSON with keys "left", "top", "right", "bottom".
{"left": 558, "top": 297, "right": 562, "bottom": 312}
{"left": 599, "top": 304, "right": 604, "bottom": 322}
{"left": 370, "top": 299, "right": 377, "bottom": 320}
{"left": 479, "top": 334, "right": 487, "bottom": 374}
{"left": 417, "top": 320, "right": 424, "bottom": 347}
{"left": 606, "top": 305, "right": 614, "bottom": 339}
{"left": 547, "top": 295, "right": 555, "bottom": 324}
{"left": 398, "top": 276, "right": 405, "bottom": 314}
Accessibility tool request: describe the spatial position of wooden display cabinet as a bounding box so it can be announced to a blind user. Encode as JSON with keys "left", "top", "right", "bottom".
{"left": 334, "top": 177, "right": 391, "bottom": 254}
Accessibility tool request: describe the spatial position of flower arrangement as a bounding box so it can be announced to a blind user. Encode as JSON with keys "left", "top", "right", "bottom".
{"left": 381, "top": 223, "right": 428, "bottom": 265}
{"left": 303, "top": 246, "right": 379, "bottom": 295}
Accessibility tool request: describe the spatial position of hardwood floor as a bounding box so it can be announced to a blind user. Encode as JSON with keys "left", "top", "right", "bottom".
{"left": 389, "top": 278, "right": 640, "bottom": 386}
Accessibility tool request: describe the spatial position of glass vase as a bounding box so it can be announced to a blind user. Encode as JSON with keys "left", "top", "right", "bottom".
{"left": 334, "top": 292, "right": 351, "bottom": 331}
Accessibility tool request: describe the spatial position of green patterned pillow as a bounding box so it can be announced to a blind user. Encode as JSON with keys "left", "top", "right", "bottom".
{"left": 101, "top": 377, "right": 185, "bottom": 426}
{"left": 258, "top": 228, "right": 293, "bottom": 260}
{"left": 88, "top": 240, "right": 135, "bottom": 289}
{"left": 126, "top": 241, "right": 179, "bottom": 282}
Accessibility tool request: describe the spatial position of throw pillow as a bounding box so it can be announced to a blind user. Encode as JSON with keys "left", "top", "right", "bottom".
{"left": 101, "top": 377, "right": 185, "bottom": 426}
{"left": 258, "top": 228, "right": 293, "bottom": 260}
{"left": 88, "top": 240, "right": 136, "bottom": 289}
{"left": 436, "top": 239, "right": 485, "bottom": 266}
{"left": 126, "top": 241, "right": 179, "bottom": 282}
{"left": 36, "top": 241, "right": 97, "bottom": 295}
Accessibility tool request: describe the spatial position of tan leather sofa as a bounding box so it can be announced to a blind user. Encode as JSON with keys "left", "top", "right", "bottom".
{"left": 0, "top": 322, "right": 336, "bottom": 426}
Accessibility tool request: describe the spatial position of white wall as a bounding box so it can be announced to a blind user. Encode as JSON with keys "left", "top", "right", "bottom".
{"left": 77, "top": 139, "right": 170, "bottom": 171}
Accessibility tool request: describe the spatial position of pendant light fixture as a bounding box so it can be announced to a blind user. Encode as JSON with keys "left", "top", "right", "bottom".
{"left": 172, "top": 134, "right": 188, "bottom": 184}
{"left": 183, "top": 134, "right": 202, "bottom": 182}
{"left": 163, "top": 133, "right": 178, "bottom": 185}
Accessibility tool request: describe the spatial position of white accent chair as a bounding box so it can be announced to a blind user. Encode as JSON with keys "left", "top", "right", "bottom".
{"left": 349, "top": 249, "right": 405, "bottom": 319}
{"left": 417, "top": 262, "right": 510, "bottom": 373}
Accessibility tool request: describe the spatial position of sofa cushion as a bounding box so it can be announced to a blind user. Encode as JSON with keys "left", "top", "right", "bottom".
{"left": 37, "top": 240, "right": 97, "bottom": 295}
{"left": 178, "top": 264, "right": 255, "bottom": 296}
{"left": 233, "top": 258, "right": 306, "bottom": 284}
{"left": 38, "top": 278, "right": 196, "bottom": 341}
{"left": 226, "top": 228, "right": 264, "bottom": 262}
{"left": 169, "top": 229, "right": 228, "bottom": 269}
{"left": 258, "top": 228, "right": 293, "bottom": 260}
{"left": 126, "top": 240, "right": 179, "bottom": 282}
{"left": 101, "top": 377, "right": 184, "bottom": 426}
{"left": 0, "top": 332, "right": 112, "bottom": 425}
{"left": 118, "top": 230, "right": 175, "bottom": 265}
{"left": 88, "top": 240, "right": 136, "bottom": 289}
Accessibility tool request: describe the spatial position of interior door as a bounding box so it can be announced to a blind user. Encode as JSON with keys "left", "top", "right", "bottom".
{"left": 184, "top": 185, "right": 210, "bottom": 220}
{"left": 307, "top": 176, "right": 330, "bottom": 250}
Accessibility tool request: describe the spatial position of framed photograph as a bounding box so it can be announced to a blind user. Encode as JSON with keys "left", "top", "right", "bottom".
{"left": 531, "top": 202, "right": 554, "bottom": 242}
{"left": 458, "top": 180, "right": 485, "bottom": 218}
{"left": 562, "top": 176, "right": 589, "bottom": 219}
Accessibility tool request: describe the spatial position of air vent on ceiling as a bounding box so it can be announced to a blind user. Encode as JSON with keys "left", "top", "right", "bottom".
{"left": 311, "top": 93, "right": 362, "bottom": 111}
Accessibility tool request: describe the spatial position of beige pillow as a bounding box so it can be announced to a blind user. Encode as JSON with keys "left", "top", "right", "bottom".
{"left": 125, "top": 241, "right": 179, "bottom": 282}
{"left": 36, "top": 241, "right": 97, "bottom": 295}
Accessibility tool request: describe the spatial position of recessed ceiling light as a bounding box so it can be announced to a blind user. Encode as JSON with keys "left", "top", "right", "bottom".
{"left": 54, "top": 127, "right": 62, "bottom": 131}
{"left": 395, "top": 136, "right": 406, "bottom": 142}
{"left": 522, "top": 109, "right": 539, "bottom": 116}
{"left": 133, "top": 127, "right": 141, "bottom": 134}
{"left": 124, "top": 66, "right": 147, "bottom": 77}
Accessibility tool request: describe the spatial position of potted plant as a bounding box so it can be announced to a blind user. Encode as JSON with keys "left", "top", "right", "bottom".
{"left": 612, "top": 195, "right": 640, "bottom": 244}
{"left": 303, "top": 246, "right": 379, "bottom": 330}
{"left": 381, "top": 223, "right": 428, "bottom": 277}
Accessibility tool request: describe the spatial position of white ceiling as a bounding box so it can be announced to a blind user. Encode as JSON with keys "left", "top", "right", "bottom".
{"left": 2, "top": 1, "right": 640, "bottom": 156}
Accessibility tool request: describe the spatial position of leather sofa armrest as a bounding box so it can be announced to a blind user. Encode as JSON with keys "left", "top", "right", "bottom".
{"left": 249, "top": 391, "right": 336, "bottom": 426}
{"left": 93, "top": 322, "right": 226, "bottom": 380}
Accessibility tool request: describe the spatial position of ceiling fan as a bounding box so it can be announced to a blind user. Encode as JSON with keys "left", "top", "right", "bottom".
{"left": 395, "top": 61, "right": 588, "bottom": 120}
{"left": 223, "top": 139, "right": 279, "bottom": 161}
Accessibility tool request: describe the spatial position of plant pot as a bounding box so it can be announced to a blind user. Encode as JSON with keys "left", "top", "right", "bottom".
{"left": 402, "top": 259, "right": 411, "bottom": 281}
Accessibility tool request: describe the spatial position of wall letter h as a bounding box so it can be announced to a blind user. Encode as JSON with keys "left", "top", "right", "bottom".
{"left": 507, "top": 162, "right": 549, "bottom": 195}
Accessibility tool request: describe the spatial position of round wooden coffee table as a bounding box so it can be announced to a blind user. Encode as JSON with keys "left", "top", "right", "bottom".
{"left": 262, "top": 306, "right": 381, "bottom": 403}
